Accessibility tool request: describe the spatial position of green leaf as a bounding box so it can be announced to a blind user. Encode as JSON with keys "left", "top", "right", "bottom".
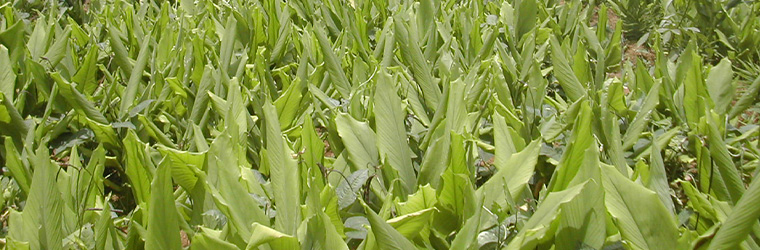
{"left": 0, "top": 44, "right": 15, "bottom": 100}
{"left": 507, "top": 182, "right": 588, "bottom": 250}
{"left": 191, "top": 228, "right": 239, "bottom": 250}
{"left": 477, "top": 140, "right": 541, "bottom": 209}
{"left": 550, "top": 36, "right": 586, "bottom": 101}
{"left": 374, "top": 70, "right": 415, "bottom": 194}
{"left": 263, "top": 100, "right": 301, "bottom": 234}
{"left": 438, "top": 133, "right": 476, "bottom": 222}
{"left": 362, "top": 201, "right": 418, "bottom": 250}
{"left": 52, "top": 72, "right": 109, "bottom": 124}
{"left": 708, "top": 173, "right": 760, "bottom": 249}
{"left": 119, "top": 34, "right": 152, "bottom": 119}
{"left": 622, "top": 81, "right": 661, "bottom": 150}
{"left": 705, "top": 59, "right": 734, "bottom": 115}
{"left": 204, "top": 131, "right": 270, "bottom": 237}
{"left": 273, "top": 78, "right": 304, "bottom": 130}
{"left": 515, "top": 0, "right": 537, "bottom": 40}
{"left": 449, "top": 199, "right": 484, "bottom": 250}
{"left": 190, "top": 65, "right": 216, "bottom": 124}
{"left": 335, "top": 113, "right": 379, "bottom": 169}
{"left": 394, "top": 18, "right": 440, "bottom": 109}
{"left": 388, "top": 207, "right": 435, "bottom": 239}
{"left": 245, "top": 223, "right": 299, "bottom": 250}
{"left": 107, "top": 25, "right": 133, "bottom": 76}
{"left": 728, "top": 76, "right": 760, "bottom": 119}
{"left": 648, "top": 142, "right": 676, "bottom": 215}
{"left": 9, "top": 146, "right": 66, "bottom": 250}
{"left": 703, "top": 112, "right": 745, "bottom": 205}
{"left": 0, "top": 91, "right": 28, "bottom": 145}
{"left": 42, "top": 28, "right": 70, "bottom": 67}
{"left": 123, "top": 131, "right": 155, "bottom": 207}
{"left": 417, "top": 135, "right": 450, "bottom": 188}
{"left": 95, "top": 197, "right": 119, "bottom": 250}
{"left": 304, "top": 183, "right": 349, "bottom": 250}
{"left": 397, "top": 184, "right": 437, "bottom": 216}
{"left": 601, "top": 163, "right": 679, "bottom": 250}
{"left": 549, "top": 101, "right": 594, "bottom": 191}
{"left": 680, "top": 48, "right": 708, "bottom": 127}
{"left": 314, "top": 25, "right": 351, "bottom": 99}
{"left": 72, "top": 44, "right": 99, "bottom": 95}
{"left": 4, "top": 137, "right": 30, "bottom": 195}
{"left": 156, "top": 145, "right": 206, "bottom": 191}
{"left": 145, "top": 157, "right": 183, "bottom": 250}
{"left": 301, "top": 117, "right": 325, "bottom": 186}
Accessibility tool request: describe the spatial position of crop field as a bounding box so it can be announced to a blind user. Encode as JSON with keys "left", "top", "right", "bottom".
{"left": 0, "top": 0, "right": 759, "bottom": 249}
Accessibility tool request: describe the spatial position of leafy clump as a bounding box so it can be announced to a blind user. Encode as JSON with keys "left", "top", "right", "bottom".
{"left": 0, "top": 0, "right": 759, "bottom": 249}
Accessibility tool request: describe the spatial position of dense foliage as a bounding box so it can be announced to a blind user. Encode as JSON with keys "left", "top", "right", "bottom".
{"left": 0, "top": 0, "right": 759, "bottom": 249}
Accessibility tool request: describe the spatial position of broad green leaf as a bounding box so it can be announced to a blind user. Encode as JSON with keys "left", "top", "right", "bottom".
{"left": 397, "top": 184, "right": 437, "bottom": 216}
{"left": 375, "top": 70, "right": 415, "bottom": 194}
{"left": 705, "top": 59, "right": 734, "bottom": 115}
{"left": 394, "top": 18, "right": 440, "bottom": 109}
{"left": 42, "top": 28, "right": 70, "bottom": 67}
{"left": 0, "top": 44, "right": 15, "bottom": 100}
{"left": 3, "top": 137, "right": 30, "bottom": 195}
{"left": 52, "top": 72, "right": 109, "bottom": 124}
{"left": 708, "top": 173, "right": 760, "bottom": 250}
{"left": 0, "top": 91, "right": 28, "bottom": 145}
{"left": 387, "top": 208, "right": 435, "bottom": 239}
{"left": 550, "top": 36, "right": 585, "bottom": 101}
{"left": 493, "top": 112, "right": 517, "bottom": 167}
{"left": 549, "top": 101, "right": 594, "bottom": 191}
{"left": 72, "top": 45, "right": 100, "bottom": 94}
{"left": 156, "top": 145, "right": 206, "bottom": 191}
{"left": 274, "top": 78, "right": 304, "bottom": 130}
{"left": 191, "top": 228, "right": 239, "bottom": 250}
{"left": 9, "top": 146, "right": 66, "bottom": 250}
{"left": 0, "top": 21, "right": 25, "bottom": 63}
{"left": 123, "top": 131, "right": 155, "bottom": 207}
{"left": 76, "top": 144, "right": 107, "bottom": 218}
{"left": 438, "top": 133, "right": 476, "bottom": 222}
{"left": 477, "top": 140, "right": 541, "bottom": 209}
{"left": 205, "top": 131, "right": 270, "bottom": 237}
{"left": 648, "top": 142, "right": 676, "bottom": 215}
{"left": 86, "top": 117, "right": 120, "bottom": 149}
{"left": 703, "top": 112, "right": 745, "bottom": 205}
{"left": 301, "top": 117, "right": 325, "bottom": 187}
{"left": 506, "top": 182, "right": 588, "bottom": 250}
{"left": 263, "top": 100, "right": 301, "bottom": 234}
{"left": 95, "top": 197, "right": 120, "bottom": 250}
{"left": 449, "top": 199, "right": 484, "bottom": 250}
{"left": 335, "top": 113, "right": 379, "bottom": 169}
{"left": 245, "top": 223, "right": 299, "bottom": 250}
{"left": 314, "top": 25, "right": 351, "bottom": 99}
{"left": 515, "top": 0, "right": 538, "bottom": 40}
{"left": 304, "top": 182, "right": 349, "bottom": 250}
{"left": 555, "top": 145, "right": 606, "bottom": 250}
{"left": 107, "top": 25, "right": 133, "bottom": 76}
{"left": 362, "top": 201, "right": 418, "bottom": 250}
{"left": 219, "top": 16, "right": 237, "bottom": 77}
{"left": 680, "top": 47, "right": 708, "bottom": 127}
{"left": 190, "top": 66, "right": 216, "bottom": 124}
{"left": 728, "top": 76, "right": 760, "bottom": 119}
{"left": 602, "top": 163, "right": 679, "bottom": 250}
{"left": 622, "top": 81, "right": 661, "bottom": 150}
{"left": 119, "top": 34, "right": 152, "bottom": 119}
{"left": 145, "top": 157, "right": 183, "bottom": 250}
{"left": 417, "top": 135, "right": 450, "bottom": 188}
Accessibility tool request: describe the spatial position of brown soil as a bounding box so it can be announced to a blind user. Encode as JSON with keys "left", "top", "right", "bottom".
{"left": 589, "top": 6, "right": 619, "bottom": 31}
{"left": 624, "top": 43, "right": 656, "bottom": 65}
{"left": 181, "top": 230, "right": 191, "bottom": 248}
